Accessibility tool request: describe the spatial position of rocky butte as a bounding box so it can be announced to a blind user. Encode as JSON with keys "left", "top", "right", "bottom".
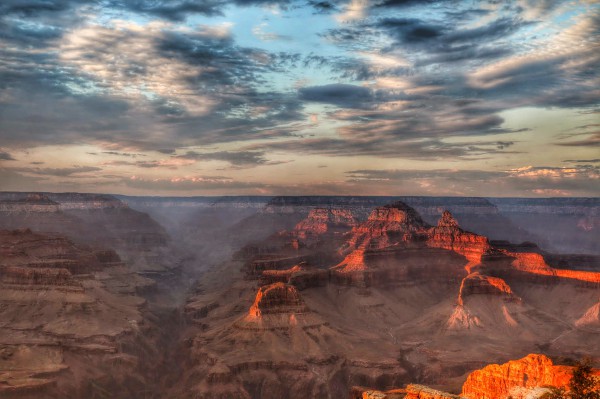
{"left": 461, "top": 354, "right": 600, "bottom": 399}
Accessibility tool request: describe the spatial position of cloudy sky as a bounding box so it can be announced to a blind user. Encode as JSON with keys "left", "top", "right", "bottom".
{"left": 0, "top": 0, "right": 598, "bottom": 196}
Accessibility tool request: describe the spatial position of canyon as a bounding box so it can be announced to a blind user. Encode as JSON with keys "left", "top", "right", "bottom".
{"left": 0, "top": 193, "right": 598, "bottom": 398}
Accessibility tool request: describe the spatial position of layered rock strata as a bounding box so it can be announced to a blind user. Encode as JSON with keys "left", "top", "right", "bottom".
{"left": 461, "top": 354, "right": 600, "bottom": 399}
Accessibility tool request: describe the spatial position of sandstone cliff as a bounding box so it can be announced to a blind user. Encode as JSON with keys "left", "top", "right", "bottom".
{"left": 427, "top": 211, "right": 490, "bottom": 263}
{"left": 461, "top": 354, "right": 600, "bottom": 399}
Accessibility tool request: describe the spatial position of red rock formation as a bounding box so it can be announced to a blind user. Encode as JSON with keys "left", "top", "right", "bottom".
{"left": 247, "top": 283, "right": 308, "bottom": 318}
{"left": 260, "top": 263, "right": 308, "bottom": 285}
{"left": 293, "top": 208, "right": 356, "bottom": 240}
{"left": 344, "top": 202, "right": 430, "bottom": 251}
{"left": 486, "top": 250, "right": 600, "bottom": 285}
{"left": 461, "top": 354, "right": 600, "bottom": 399}
{"left": 457, "top": 273, "right": 517, "bottom": 305}
{"left": 427, "top": 211, "right": 490, "bottom": 263}
{"left": 260, "top": 263, "right": 329, "bottom": 289}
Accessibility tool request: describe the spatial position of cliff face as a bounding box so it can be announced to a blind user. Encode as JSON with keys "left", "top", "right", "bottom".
{"left": 0, "top": 194, "right": 60, "bottom": 213}
{"left": 460, "top": 354, "right": 599, "bottom": 399}
{"left": 0, "top": 192, "right": 174, "bottom": 274}
{"left": 0, "top": 229, "right": 156, "bottom": 397}
{"left": 457, "top": 273, "right": 516, "bottom": 305}
{"left": 345, "top": 202, "right": 430, "bottom": 250}
{"left": 427, "top": 211, "right": 490, "bottom": 263}
{"left": 247, "top": 283, "right": 308, "bottom": 318}
{"left": 293, "top": 208, "right": 356, "bottom": 239}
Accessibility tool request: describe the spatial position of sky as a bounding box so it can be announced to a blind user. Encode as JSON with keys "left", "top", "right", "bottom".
{"left": 0, "top": 0, "right": 598, "bottom": 197}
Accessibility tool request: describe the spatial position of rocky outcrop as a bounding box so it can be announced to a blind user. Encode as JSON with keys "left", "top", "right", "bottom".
{"left": 260, "top": 263, "right": 329, "bottom": 290}
{"left": 482, "top": 249, "right": 600, "bottom": 286}
{"left": 460, "top": 354, "right": 600, "bottom": 399}
{"left": 350, "top": 384, "right": 463, "bottom": 399}
{"left": 247, "top": 283, "right": 308, "bottom": 318}
{"left": 344, "top": 202, "right": 430, "bottom": 251}
{"left": 457, "top": 273, "right": 517, "bottom": 305}
{"left": 427, "top": 211, "right": 490, "bottom": 263}
{"left": 293, "top": 208, "right": 356, "bottom": 240}
{"left": 349, "top": 386, "right": 406, "bottom": 399}
{"left": 406, "top": 384, "right": 465, "bottom": 399}
{"left": 575, "top": 300, "right": 600, "bottom": 327}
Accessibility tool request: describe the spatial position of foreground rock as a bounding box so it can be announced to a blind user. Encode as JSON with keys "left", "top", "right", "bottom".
{"left": 461, "top": 354, "right": 600, "bottom": 399}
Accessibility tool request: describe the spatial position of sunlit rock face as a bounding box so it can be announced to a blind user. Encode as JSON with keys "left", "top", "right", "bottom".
{"left": 260, "top": 263, "right": 329, "bottom": 290}
{"left": 247, "top": 282, "right": 308, "bottom": 318}
{"left": 427, "top": 211, "right": 490, "bottom": 263}
{"left": 461, "top": 354, "right": 600, "bottom": 399}
{"left": 293, "top": 208, "right": 357, "bottom": 240}
{"left": 344, "top": 202, "right": 430, "bottom": 251}
{"left": 457, "top": 273, "right": 517, "bottom": 305}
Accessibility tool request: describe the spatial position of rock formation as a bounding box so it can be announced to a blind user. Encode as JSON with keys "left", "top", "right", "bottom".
{"left": 0, "top": 192, "right": 174, "bottom": 274}
{"left": 461, "top": 354, "right": 600, "bottom": 399}
{"left": 427, "top": 211, "right": 490, "bottom": 263}
{"left": 247, "top": 282, "right": 308, "bottom": 318}
{"left": 343, "top": 202, "right": 430, "bottom": 251}
{"left": 293, "top": 208, "right": 356, "bottom": 241}
{"left": 575, "top": 300, "right": 600, "bottom": 327}
{"left": 457, "top": 273, "right": 517, "bottom": 305}
{"left": 0, "top": 229, "right": 156, "bottom": 396}
{"left": 260, "top": 263, "right": 329, "bottom": 290}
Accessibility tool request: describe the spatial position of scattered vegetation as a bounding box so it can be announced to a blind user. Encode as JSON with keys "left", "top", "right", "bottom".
{"left": 542, "top": 360, "right": 600, "bottom": 399}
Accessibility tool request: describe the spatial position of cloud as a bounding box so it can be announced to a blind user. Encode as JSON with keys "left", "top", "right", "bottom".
{"left": 298, "top": 84, "right": 373, "bottom": 108}
{"left": 0, "top": 150, "right": 15, "bottom": 161}
{"left": 108, "top": 0, "right": 224, "bottom": 21}
{"left": 16, "top": 166, "right": 103, "bottom": 177}
{"left": 555, "top": 133, "right": 600, "bottom": 147}
{"left": 247, "top": 135, "right": 519, "bottom": 160}
{"left": 344, "top": 165, "right": 600, "bottom": 196}
{"left": 123, "top": 174, "right": 265, "bottom": 192}
{"left": 177, "top": 150, "right": 267, "bottom": 166}
{"left": 562, "top": 159, "right": 600, "bottom": 163}
{"left": 252, "top": 22, "right": 290, "bottom": 41}
{"left": 0, "top": 19, "right": 307, "bottom": 151}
